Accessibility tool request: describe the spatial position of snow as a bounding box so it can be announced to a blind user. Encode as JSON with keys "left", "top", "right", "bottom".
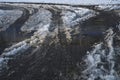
{"left": 0, "top": 10, "right": 23, "bottom": 31}
{"left": 0, "top": 0, "right": 119, "bottom": 5}
{"left": 0, "top": 57, "right": 9, "bottom": 73}
{"left": 97, "top": 5, "right": 120, "bottom": 11}
{"left": 83, "top": 28, "right": 118, "bottom": 80}
{"left": 0, "top": 58, "right": 5, "bottom": 66}
{"left": 2, "top": 23, "right": 50, "bottom": 56}
{"left": 62, "top": 7, "right": 97, "bottom": 26}
{"left": 21, "top": 9, "right": 51, "bottom": 32}
{"left": 0, "top": 23, "right": 50, "bottom": 74}
{"left": 30, "top": 24, "right": 50, "bottom": 44}
{"left": 3, "top": 41, "right": 30, "bottom": 56}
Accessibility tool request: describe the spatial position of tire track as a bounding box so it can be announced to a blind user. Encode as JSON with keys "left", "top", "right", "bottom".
{"left": 0, "top": 5, "right": 39, "bottom": 54}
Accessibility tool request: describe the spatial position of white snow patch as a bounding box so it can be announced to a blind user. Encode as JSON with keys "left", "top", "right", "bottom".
{"left": 21, "top": 9, "right": 52, "bottom": 32}
{"left": 3, "top": 41, "right": 30, "bottom": 56}
{"left": 62, "top": 8, "right": 97, "bottom": 26}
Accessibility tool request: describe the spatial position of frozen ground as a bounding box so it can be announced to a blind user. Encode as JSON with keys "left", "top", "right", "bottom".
{"left": 0, "top": 3, "right": 120, "bottom": 80}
